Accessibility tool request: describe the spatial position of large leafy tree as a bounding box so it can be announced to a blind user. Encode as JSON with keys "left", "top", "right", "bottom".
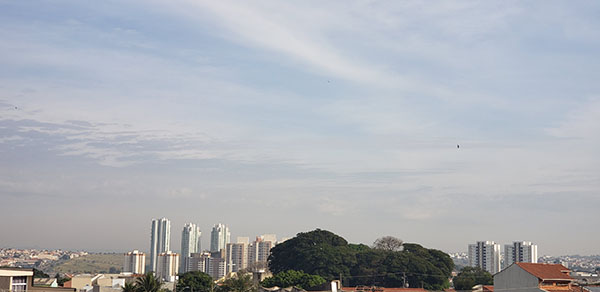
{"left": 177, "top": 271, "right": 213, "bottom": 292}
{"left": 268, "top": 229, "right": 454, "bottom": 290}
{"left": 218, "top": 274, "right": 255, "bottom": 292}
{"left": 453, "top": 267, "right": 493, "bottom": 290}
{"left": 261, "top": 270, "right": 326, "bottom": 290}
{"left": 268, "top": 229, "right": 356, "bottom": 281}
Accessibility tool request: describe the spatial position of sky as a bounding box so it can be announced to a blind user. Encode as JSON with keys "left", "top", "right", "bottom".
{"left": 1, "top": 1, "right": 599, "bottom": 256}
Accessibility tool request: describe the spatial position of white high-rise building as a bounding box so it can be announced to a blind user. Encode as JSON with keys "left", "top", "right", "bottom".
{"left": 468, "top": 241, "right": 501, "bottom": 274}
{"left": 150, "top": 218, "right": 171, "bottom": 272}
{"left": 504, "top": 241, "right": 538, "bottom": 268}
{"left": 180, "top": 223, "right": 202, "bottom": 272}
{"left": 210, "top": 223, "right": 230, "bottom": 252}
{"left": 123, "top": 250, "right": 145, "bottom": 274}
{"left": 156, "top": 251, "right": 179, "bottom": 282}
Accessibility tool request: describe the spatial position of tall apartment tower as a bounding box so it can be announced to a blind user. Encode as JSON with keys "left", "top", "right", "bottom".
{"left": 156, "top": 251, "right": 179, "bottom": 282}
{"left": 180, "top": 223, "right": 202, "bottom": 272}
{"left": 468, "top": 241, "right": 501, "bottom": 274}
{"left": 248, "top": 235, "right": 275, "bottom": 266}
{"left": 187, "top": 252, "right": 226, "bottom": 280}
{"left": 123, "top": 250, "right": 145, "bottom": 274}
{"left": 504, "top": 241, "right": 538, "bottom": 268}
{"left": 210, "top": 223, "right": 231, "bottom": 252}
{"left": 150, "top": 218, "right": 171, "bottom": 272}
{"left": 225, "top": 238, "right": 248, "bottom": 274}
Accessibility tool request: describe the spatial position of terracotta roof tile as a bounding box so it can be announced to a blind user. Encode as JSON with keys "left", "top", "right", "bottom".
{"left": 516, "top": 263, "right": 572, "bottom": 280}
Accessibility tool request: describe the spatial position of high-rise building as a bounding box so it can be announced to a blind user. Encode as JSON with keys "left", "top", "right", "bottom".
{"left": 504, "top": 241, "right": 538, "bottom": 268}
{"left": 180, "top": 223, "right": 202, "bottom": 272}
{"left": 187, "top": 252, "right": 211, "bottom": 274}
{"left": 468, "top": 241, "right": 501, "bottom": 274}
{"left": 187, "top": 252, "right": 225, "bottom": 280}
{"left": 150, "top": 218, "right": 171, "bottom": 272}
{"left": 225, "top": 242, "right": 247, "bottom": 274}
{"left": 210, "top": 223, "right": 230, "bottom": 252}
{"left": 248, "top": 235, "right": 275, "bottom": 265}
{"left": 156, "top": 251, "right": 179, "bottom": 282}
{"left": 123, "top": 250, "right": 145, "bottom": 274}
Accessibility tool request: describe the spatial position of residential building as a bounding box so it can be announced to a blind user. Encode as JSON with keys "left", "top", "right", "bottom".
{"left": 248, "top": 236, "right": 274, "bottom": 266}
{"left": 156, "top": 251, "right": 179, "bottom": 283}
{"left": 186, "top": 252, "right": 225, "bottom": 280}
{"left": 468, "top": 241, "right": 501, "bottom": 274}
{"left": 187, "top": 252, "right": 210, "bottom": 274}
{"left": 0, "top": 268, "right": 75, "bottom": 292}
{"left": 33, "top": 278, "right": 58, "bottom": 288}
{"left": 504, "top": 242, "right": 538, "bottom": 268}
{"left": 180, "top": 223, "right": 202, "bottom": 273}
{"left": 225, "top": 242, "right": 247, "bottom": 274}
{"left": 494, "top": 262, "right": 587, "bottom": 292}
{"left": 207, "top": 256, "right": 226, "bottom": 280}
{"left": 62, "top": 274, "right": 93, "bottom": 290}
{"left": 123, "top": 250, "right": 145, "bottom": 274}
{"left": 150, "top": 218, "right": 171, "bottom": 272}
{"left": 210, "top": 224, "right": 230, "bottom": 252}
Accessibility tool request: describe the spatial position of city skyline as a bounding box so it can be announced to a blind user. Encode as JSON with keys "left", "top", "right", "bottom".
{"left": 1, "top": 1, "right": 599, "bottom": 256}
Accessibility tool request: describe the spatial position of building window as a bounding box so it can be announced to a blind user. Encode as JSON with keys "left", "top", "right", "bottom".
{"left": 12, "top": 276, "right": 28, "bottom": 292}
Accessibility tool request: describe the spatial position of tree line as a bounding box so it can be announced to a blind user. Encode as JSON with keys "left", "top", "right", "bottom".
{"left": 268, "top": 229, "right": 454, "bottom": 290}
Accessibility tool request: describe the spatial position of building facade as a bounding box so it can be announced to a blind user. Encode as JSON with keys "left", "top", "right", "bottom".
{"left": 247, "top": 236, "right": 275, "bottom": 266}
{"left": 180, "top": 223, "right": 202, "bottom": 273}
{"left": 150, "top": 218, "right": 171, "bottom": 272}
{"left": 494, "top": 263, "right": 582, "bottom": 292}
{"left": 156, "top": 251, "right": 179, "bottom": 282}
{"left": 123, "top": 250, "right": 145, "bottom": 274}
{"left": 0, "top": 268, "right": 75, "bottom": 292}
{"left": 468, "top": 241, "right": 501, "bottom": 274}
{"left": 225, "top": 242, "right": 247, "bottom": 274}
{"left": 187, "top": 252, "right": 225, "bottom": 280}
{"left": 504, "top": 241, "right": 538, "bottom": 268}
{"left": 210, "top": 223, "right": 230, "bottom": 252}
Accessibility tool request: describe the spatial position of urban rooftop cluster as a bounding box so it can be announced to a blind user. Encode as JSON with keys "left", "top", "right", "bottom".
{"left": 124, "top": 218, "right": 289, "bottom": 282}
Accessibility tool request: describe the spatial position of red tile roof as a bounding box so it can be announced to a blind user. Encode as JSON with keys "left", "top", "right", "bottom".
{"left": 516, "top": 263, "right": 572, "bottom": 280}
{"left": 543, "top": 287, "right": 587, "bottom": 292}
{"left": 343, "top": 288, "right": 427, "bottom": 292}
{"left": 381, "top": 288, "right": 428, "bottom": 292}
{"left": 483, "top": 285, "right": 494, "bottom": 292}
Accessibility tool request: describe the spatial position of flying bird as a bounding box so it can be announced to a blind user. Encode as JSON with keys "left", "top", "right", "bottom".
{"left": 457, "top": 144, "right": 460, "bottom": 149}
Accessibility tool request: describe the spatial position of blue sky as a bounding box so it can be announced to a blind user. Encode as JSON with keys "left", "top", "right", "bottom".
{"left": 1, "top": 1, "right": 599, "bottom": 255}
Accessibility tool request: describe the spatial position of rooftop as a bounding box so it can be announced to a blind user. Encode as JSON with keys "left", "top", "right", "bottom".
{"left": 516, "top": 263, "right": 572, "bottom": 281}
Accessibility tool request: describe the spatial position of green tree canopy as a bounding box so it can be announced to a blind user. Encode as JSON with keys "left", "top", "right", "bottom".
{"left": 268, "top": 229, "right": 356, "bottom": 281}
{"left": 218, "top": 273, "right": 255, "bottom": 292}
{"left": 268, "top": 229, "right": 454, "bottom": 290}
{"left": 177, "top": 271, "right": 213, "bottom": 292}
{"left": 453, "top": 267, "right": 493, "bottom": 290}
{"left": 261, "top": 270, "right": 326, "bottom": 290}
{"left": 33, "top": 268, "right": 49, "bottom": 278}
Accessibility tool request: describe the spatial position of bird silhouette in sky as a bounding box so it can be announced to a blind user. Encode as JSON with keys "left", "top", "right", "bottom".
{"left": 457, "top": 144, "right": 460, "bottom": 149}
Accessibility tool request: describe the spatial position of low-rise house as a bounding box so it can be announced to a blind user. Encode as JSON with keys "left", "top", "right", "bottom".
{"left": 0, "top": 268, "right": 75, "bottom": 292}
{"left": 33, "top": 278, "right": 58, "bottom": 288}
{"left": 494, "top": 263, "right": 588, "bottom": 292}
